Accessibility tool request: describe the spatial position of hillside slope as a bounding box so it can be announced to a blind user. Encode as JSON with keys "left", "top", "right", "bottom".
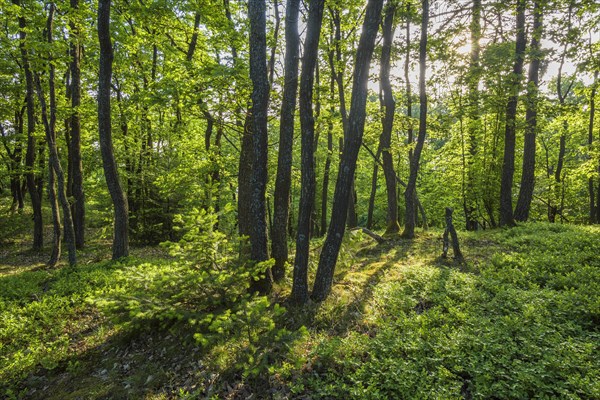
{"left": 1, "top": 222, "right": 599, "bottom": 399}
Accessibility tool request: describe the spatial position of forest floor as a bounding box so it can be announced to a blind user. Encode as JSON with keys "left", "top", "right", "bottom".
{"left": 1, "top": 207, "right": 600, "bottom": 399}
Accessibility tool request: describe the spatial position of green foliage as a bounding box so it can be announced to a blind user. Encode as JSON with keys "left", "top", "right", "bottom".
{"left": 280, "top": 223, "right": 600, "bottom": 399}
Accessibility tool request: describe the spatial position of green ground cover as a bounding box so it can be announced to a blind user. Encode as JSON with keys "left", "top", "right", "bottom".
{"left": 1, "top": 215, "right": 599, "bottom": 399}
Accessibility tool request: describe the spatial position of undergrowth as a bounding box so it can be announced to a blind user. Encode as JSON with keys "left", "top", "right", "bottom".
{"left": 1, "top": 221, "right": 599, "bottom": 399}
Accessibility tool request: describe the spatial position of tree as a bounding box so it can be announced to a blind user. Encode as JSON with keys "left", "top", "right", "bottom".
{"left": 499, "top": 0, "right": 526, "bottom": 227}
{"left": 248, "top": 0, "right": 272, "bottom": 294}
{"left": 464, "top": 0, "right": 482, "bottom": 230}
{"left": 514, "top": 0, "right": 543, "bottom": 222}
{"left": 291, "top": 0, "right": 325, "bottom": 304}
{"left": 14, "top": 0, "right": 44, "bottom": 249}
{"left": 379, "top": 0, "right": 399, "bottom": 234}
{"left": 311, "top": 0, "right": 384, "bottom": 302}
{"left": 402, "top": 0, "right": 429, "bottom": 239}
{"left": 271, "top": 0, "right": 300, "bottom": 282}
{"left": 35, "top": 3, "right": 77, "bottom": 266}
{"left": 69, "top": 0, "right": 85, "bottom": 248}
{"left": 98, "top": 0, "right": 129, "bottom": 259}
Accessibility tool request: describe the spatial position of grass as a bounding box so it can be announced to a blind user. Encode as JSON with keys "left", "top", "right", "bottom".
{"left": 1, "top": 204, "right": 600, "bottom": 399}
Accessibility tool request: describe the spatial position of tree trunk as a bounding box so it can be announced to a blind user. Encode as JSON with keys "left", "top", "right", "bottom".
{"left": 464, "top": 0, "right": 481, "bottom": 230}
{"left": 589, "top": 71, "right": 598, "bottom": 223}
{"left": 291, "top": 0, "right": 325, "bottom": 304}
{"left": 14, "top": 0, "right": 43, "bottom": 249}
{"left": 70, "top": 0, "right": 85, "bottom": 248}
{"left": 321, "top": 37, "right": 337, "bottom": 237}
{"left": 35, "top": 5, "right": 77, "bottom": 266}
{"left": 47, "top": 167, "right": 61, "bottom": 267}
{"left": 98, "top": 0, "right": 129, "bottom": 259}
{"left": 442, "top": 207, "right": 463, "bottom": 261}
{"left": 514, "top": 0, "right": 543, "bottom": 222}
{"left": 366, "top": 145, "right": 381, "bottom": 230}
{"left": 248, "top": 0, "right": 272, "bottom": 294}
{"left": 380, "top": 1, "right": 399, "bottom": 234}
{"left": 271, "top": 0, "right": 300, "bottom": 282}
{"left": 311, "top": 0, "right": 384, "bottom": 302}
{"left": 330, "top": 8, "right": 357, "bottom": 228}
{"left": 498, "top": 0, "right": 526, "bottom": 227}
{"left": 402, "top": 0, "right": 428, "bottom": 239}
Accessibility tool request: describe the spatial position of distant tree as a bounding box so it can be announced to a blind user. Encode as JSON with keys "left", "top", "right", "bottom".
{"left": 499, "top": 0, "right": 526, "bottom": 227}
{"left": 514, "top": 0, "right": 543, "bottom": 222}
{"left": 13, "top": 0, "right": 44, "bottom": 249}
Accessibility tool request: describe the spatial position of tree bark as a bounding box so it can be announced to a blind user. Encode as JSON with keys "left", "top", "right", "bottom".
{"left": 589, "top": 72, "right": 598, "bottom": 223}
{"left": 14, "top": 0, "right": 43, "bottom": 249}
{"left": 271, "top": 0, "right": 300, "bottom": 282}
{"left": 291, "top": 0, "right": 325, "bottom": 304}
{"left": 499, "top": 0, "right": 526, "bottom": 227}
{"left": 402, "top": 0, "right": 429, "bottom": 239}
{"left": 380, "top": 1, "right": 399, "bottom": 234}
{"left": 514, "top": 0, "right": 543, "bottom": 222}
{"left": 70, "top": 0, "right": 85, "bottom": 248}
{"left": 248, "top": 0, "right": 272, "bottom": 294}
{"left": 35, "top": 5, "right": 77, "bottom": 266}
{"left": 311, "top": 0, "right": 384, "bottom": 302}
{"left": 442, "top": 207, "right": 463, "bottom": 261}
{"left": 98, "top": 0, "right": 129, "bottom": 259}
{"left": 329, "top": 8, "right": 357, "bottom": 228}
{"left": 464, "top": 0, "right": 481, "bottom": 230}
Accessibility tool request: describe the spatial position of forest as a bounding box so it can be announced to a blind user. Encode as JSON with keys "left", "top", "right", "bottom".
{"left": 1, "top": 0, "right": 599, "bottom": 397}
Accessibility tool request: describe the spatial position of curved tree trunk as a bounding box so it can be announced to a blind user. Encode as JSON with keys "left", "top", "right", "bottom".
{"left": 311, "top": 0, "right": 384, "bottom": 302}
{"left": 514, "top": 0, "right": 543, "bottom": 222}
{"left": 36, "top": 5, "right": 77, "bottom": 266}
{"left": 98, "top": 0, "right": 129, "bottom": 259}
{"left": 291, "top": 0, "right": 325, "bottom": 304}
{"left": 499, "top": 0, "right": 526, "bottom": 227}
{"left": 402, "top": 0, "right": 428, "bottom": 239}
{"left": 248, "top": 0, "right": 272, "bottom": 294}
{"left": 380, "top": 1, "right": 399, "bottom": 234}
{"left": 271, "top": 0, "right": 300, "bottom": 282}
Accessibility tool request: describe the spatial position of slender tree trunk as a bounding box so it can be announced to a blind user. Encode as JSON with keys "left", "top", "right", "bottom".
{"left": 291, "top": 0, "right": 325, "bottom": 304}
{"left": 322, "top": 38, "right": 336, "bottom": 236}
{"left": 312, "top": 0, "right": 384, "bottom": 302}
{"left": 499, "top": 0, "right": 526, "bottom": 227}
{"left": 464, "top": 0, "right": 481, "bottom": 230}
{"left": 238, "top": 111, "right": 254, "bottom": 251}
{"left": 70, "top": 0, "right": 85, "bottom": 248}
{"left": 98, "top": 0, "right": 129, "bottom": 259}
{"left": 330, "top": 8, "right": 357, "bottom": 228}
{"left": 380, "top": 1, "right": 399, "bottom": 234}
{"left": 248, "top": 0, "right": 272, "bottom": 294}
{"left": 35, "top": 5, "right": 77, "bottom": 266}
{"left": 402, "top": 0, "right": 428, "bottom": 239}
{"left": 271, "top": 0, "right": 300, "bottom": 282}
{"left": 515, "top": 0, "right": 543, "bottom": 222}
{"left": 47, "top": 167, "right": 61, "bottom": 267}
{"left": 404, "top": 3, "right": 416, "bottom": 226}
{"left": 588, "top": 71, "right": 598, "bottom": 223}
{"left": 14, "top": 0, "right": 43, "bottom": 249}
{"left": 366, "top": 145, "right": 380, "bottom": 230}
